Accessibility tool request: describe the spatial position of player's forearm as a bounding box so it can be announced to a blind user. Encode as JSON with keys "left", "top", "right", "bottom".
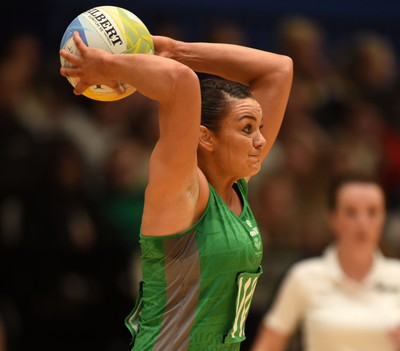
{"left": 107, "top": 53, "right": 198, "bottom": 102}
{"left": 172, "top": 41, "right": 292, "bottom": 87}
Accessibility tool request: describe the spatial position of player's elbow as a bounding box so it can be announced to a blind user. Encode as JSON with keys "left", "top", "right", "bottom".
{"left": 169, "top": 64, "right": 200, "bottom": 98}
{"left": 278, "top": 55, "right": 294, "bottom": 82}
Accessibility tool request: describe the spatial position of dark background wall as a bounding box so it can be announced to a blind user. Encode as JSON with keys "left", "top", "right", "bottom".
{"left": 7, "top": 0, "right": 400, "bottom": 54}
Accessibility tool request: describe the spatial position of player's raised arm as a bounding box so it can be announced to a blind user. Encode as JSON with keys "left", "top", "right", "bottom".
{"left": 60, "top": 32, "right": 202, "bottom": 236}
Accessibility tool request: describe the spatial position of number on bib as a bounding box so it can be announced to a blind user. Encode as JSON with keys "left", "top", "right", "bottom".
{"left": 224, "top": 266, "right": 263, "bottom": 343}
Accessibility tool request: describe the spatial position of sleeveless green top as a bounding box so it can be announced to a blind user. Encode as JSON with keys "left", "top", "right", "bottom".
{"left": 126, "top": 179, "right": 263, "bottom": 351}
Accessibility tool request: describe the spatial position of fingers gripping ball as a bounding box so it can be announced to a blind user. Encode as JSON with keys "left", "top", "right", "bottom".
{"left": 60, "top": 6, "right": 154, "bottom": 101}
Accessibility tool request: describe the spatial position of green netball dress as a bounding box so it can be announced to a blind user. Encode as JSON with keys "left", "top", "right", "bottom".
{"left": 125, "top": 178, "right": 263, "bottom": 351}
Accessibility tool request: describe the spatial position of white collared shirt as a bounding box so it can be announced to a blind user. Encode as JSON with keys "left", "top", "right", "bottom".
{"left": 263, "top": 245, "right": 400, "bottom": 351}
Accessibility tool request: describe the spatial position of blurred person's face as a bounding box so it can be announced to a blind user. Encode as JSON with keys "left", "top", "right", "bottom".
{"left": 357, "top": 40, "right": 397, "bottom": 88}
{"left": 329, "top": 182, "right": 386, "bottom": 252}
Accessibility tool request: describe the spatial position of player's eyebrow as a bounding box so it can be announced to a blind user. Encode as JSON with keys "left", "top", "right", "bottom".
{"left": 239, "top": 115, "right": 257, "bottom": 121}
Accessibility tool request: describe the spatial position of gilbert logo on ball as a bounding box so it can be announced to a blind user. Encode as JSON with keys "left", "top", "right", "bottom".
{"left": 60, "top": 6, "right": 154, "bottom": 102}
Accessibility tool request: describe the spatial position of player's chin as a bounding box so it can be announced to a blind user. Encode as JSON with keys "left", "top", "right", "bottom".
{"left": 247, "top": 163, "right": 262, "bottom": 176}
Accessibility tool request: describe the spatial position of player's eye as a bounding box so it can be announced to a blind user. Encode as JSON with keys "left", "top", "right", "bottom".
{"left": 243, "top": 124, "right": 252, "bottom": 134}
{"left": 344, "top": 208, "right": 356, "bottom": 218}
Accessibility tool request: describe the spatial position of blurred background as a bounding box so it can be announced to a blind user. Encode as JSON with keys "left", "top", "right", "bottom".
{"left": 1, "top": 0, "right": 400, "bottom": 350}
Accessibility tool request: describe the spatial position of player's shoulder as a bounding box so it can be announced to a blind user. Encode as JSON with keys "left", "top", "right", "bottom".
{"left": 287, "top": 255, "right": 325, "bottom": 279}
{"left": 381, "top": 256, "right": 400, "bottom": 273}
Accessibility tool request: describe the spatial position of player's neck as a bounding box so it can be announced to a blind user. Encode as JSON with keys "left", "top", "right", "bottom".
{"left": 337, "top": 246, "right": 374, "bottom": 282}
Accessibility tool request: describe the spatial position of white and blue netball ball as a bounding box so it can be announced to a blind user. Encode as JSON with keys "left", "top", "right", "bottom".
{"left": 60, "top": 6, "right": 154, "bottom": 101}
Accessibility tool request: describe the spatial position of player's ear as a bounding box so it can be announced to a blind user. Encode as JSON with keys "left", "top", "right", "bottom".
{"left": 199, "top": 125, "right": 215, "bottom": 151}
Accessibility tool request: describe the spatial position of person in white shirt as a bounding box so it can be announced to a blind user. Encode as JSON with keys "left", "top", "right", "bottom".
{"left": 251, "top": 172, "right": 400, "bottom": 351}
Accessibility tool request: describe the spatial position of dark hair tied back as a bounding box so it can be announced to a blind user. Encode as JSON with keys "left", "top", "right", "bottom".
{"left": 200, "top": 75, "right": 253, "bottom": 133}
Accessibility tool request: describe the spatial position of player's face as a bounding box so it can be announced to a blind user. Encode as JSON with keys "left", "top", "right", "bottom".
{"left": 214, "top": 98, "right": 265, "bottom": 179}
{"left": 329, "top": 182, "right": 386, "bottom": 251}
